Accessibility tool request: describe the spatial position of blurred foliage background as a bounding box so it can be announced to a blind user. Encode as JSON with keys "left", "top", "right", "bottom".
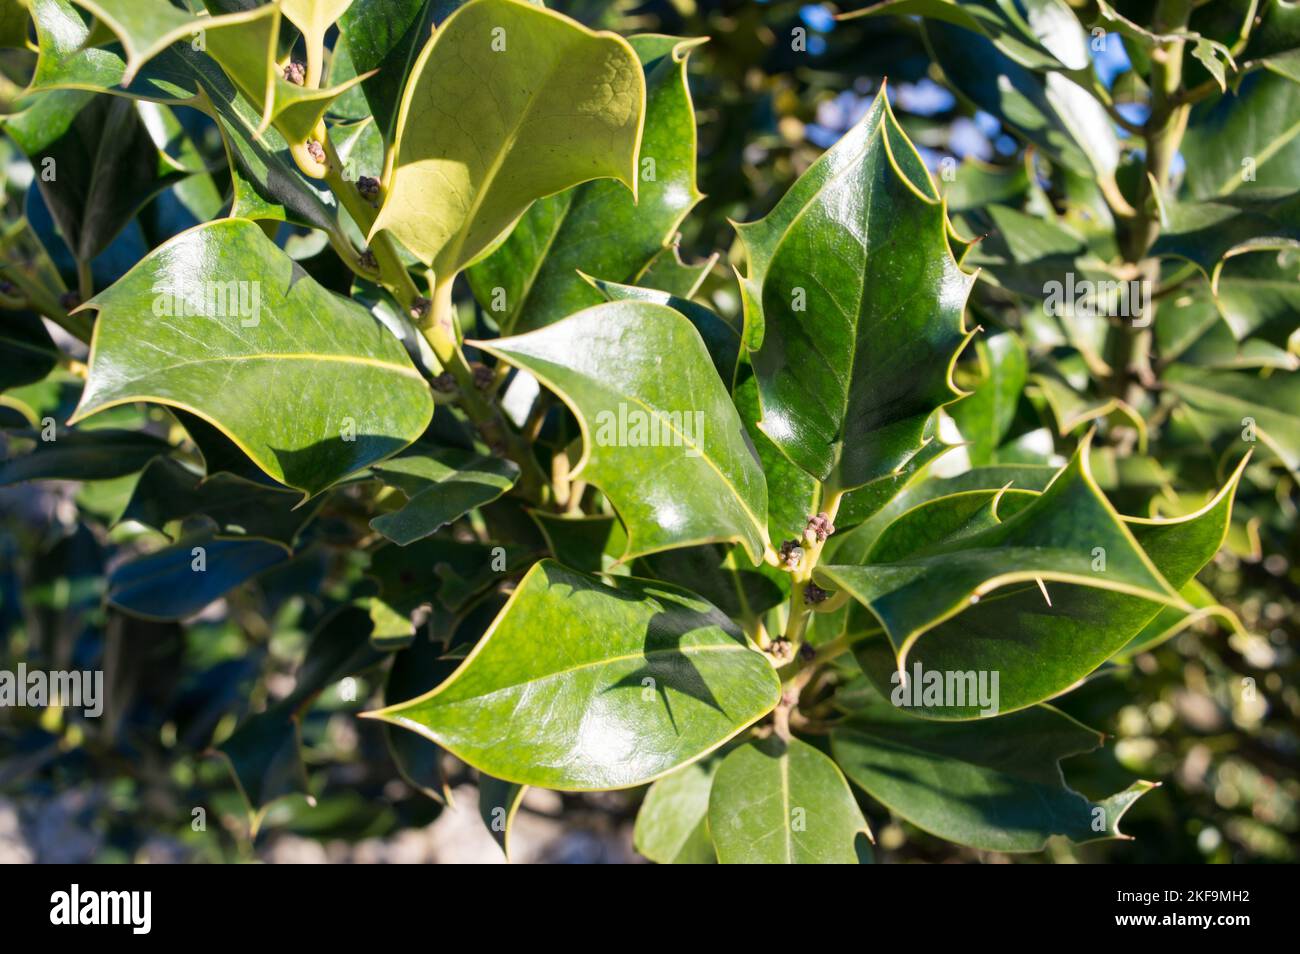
{"left": 1, "top": 0, "right": 1296, "bottom": 863}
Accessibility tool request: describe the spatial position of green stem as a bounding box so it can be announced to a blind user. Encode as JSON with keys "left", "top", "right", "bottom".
{"left": 424, "top": 278, "right": 549, "bottom": 504}
{"left": 782, "top": 487, "right": 845, "bottom": 651}
{"left": 1108, "top": 0, "right": 1194, "bottom": 402}
{"left": 76, "top": 259, "right": 93, "bottom": 302}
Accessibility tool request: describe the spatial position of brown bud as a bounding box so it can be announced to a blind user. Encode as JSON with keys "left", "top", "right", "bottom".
{"left": 283, "top": 61, "right": 306, "bottom": 86}
{"left": 357, "top": 176, "right": 381, "bottom": 202}
{"left": 306, "top": 139, "right": 326, "bottom": 165}
{"left": 768, "top": 638, "right": 795, "bottom": 664}
{"left": 409, "top": 295, "right": 431, "bottom": 322}
{"left": 803, "top": 582, "right": 829, "bottom": 606}
{"left": 778, "top": 538, "right": 804, "bottom": 570}
{"left": 358, "top": 249, "right": 378, "bottom": 271}
{"left": 470, "top": 362, "right": 495, "bottom": 391}
{"left": 431, "top": 372, "right": 457, "bottom": 394}
{"left": 805, "top": 512, "right": 835, "bottom": 544}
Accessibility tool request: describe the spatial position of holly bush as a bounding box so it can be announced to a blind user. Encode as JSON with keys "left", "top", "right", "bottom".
{"left": 0, "top": 0, "right": 1295, "bottom": 864}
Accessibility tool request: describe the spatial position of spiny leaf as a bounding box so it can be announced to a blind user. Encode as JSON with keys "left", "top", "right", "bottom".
{"left": 71, "top": 218, "right": 434, "bottom": 497}
{"left": 367, "top": 560, "right": 781, "bottom": 790}
{"left": 832, "top": 691, "right": 1155, "bottom": 852}
{"left": 737, "top": 88, "right": 975, "bottom": 491}
{"left": 817, "top": 436, "right": 1185, "bottom": 665}
{"left": 850, "top": 455, "right": 1247, "bottom": 718}
{"left": 467, "top": 34, "right": 703, "bottom": 333}
{"left": 475, "top": 301, "right": 770, "bottom": 563}
{"left": 371, "top": 0, "right": 646, "bottom": 277}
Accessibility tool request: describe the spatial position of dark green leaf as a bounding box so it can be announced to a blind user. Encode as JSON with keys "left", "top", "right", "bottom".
{"left": 368, "top": 560, "right": 781, "bottom": 790}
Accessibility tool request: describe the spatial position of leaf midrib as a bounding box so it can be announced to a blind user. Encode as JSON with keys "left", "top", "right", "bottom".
{"left": 91, "top": 350, "right": 425, "bottom": 398}
{"left": 430, "top": 641, "right": 757, "bottom": 708}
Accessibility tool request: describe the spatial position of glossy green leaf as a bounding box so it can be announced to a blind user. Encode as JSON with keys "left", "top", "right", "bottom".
{"left": 529, "top": 511, "right": 627, "bottom": 574}
{"left": 832, "top": 694, "right": 1154, "bottom": 852}
{"left": 950, "top": 331, "right": 1028, "bottom": 467}
{"left": 467, "top": 35, "right": 702, "bottom": 333}
{"left": 1150, "top": 192, "right": 1300, "bottom": 277}
{"left": 371, "top": 0, "right": 646, "bottom": 276}
{"left": 634, "top": 758, "right": 718, "bottom": 864}
{"left": 818, "top": 437, "right": 1185, "bottom": 665}
{"left": 69, "top": 0, "right": 261, "bottom": 84}
{"left": 738, "top": 89, "right": 974, "bottom": 491}
{"left": 586, "top": 274, "right": 741, "bottom": 386}
{"left": 19, "top": 0, "right": 195, "bottom": 109}
{"left": 732, "top": 356, "right": 817, "bottom": 542}
{"left": 708, "top": 736, "right": 869, "bottom": 864}
{"left": 70, "top": 219, "right": 434, "bottom": 497}
{"left": 1214, "top": 249, "right": 1300, "bottom": 354}
{"left": 850, "top": 456, "right": 1246, "bottom": 718}
{"left": 367, "top": 560, "right": 781, "bottom": 790}
{"left": 370, "top": 449, "right": 519, "bottom": 545}
{"left": 476, "top": 301, "right": 769, "bottom": 563}
{"left": 634, "top": 544, "right": 786, "bottom": 621}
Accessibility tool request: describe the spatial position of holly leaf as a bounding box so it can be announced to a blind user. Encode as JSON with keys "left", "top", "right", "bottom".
{"left": 467, "top": 35, "right": 703, "bottom": 333}
{"left": 338, "top": 0, "right": 464, "bottom": 140}
{"left": 585, "top": 274, "right": 741, "bottom": 386}
{"left": 70, "top": 218, "right": 434, "bottom": 497}
{"left": 832, "top": 691, "right": 1154, "bottom": 852}
{"left": 366, "top": 560, "right": 781, "bottom": 790}
{"left": 849, "top": 454, "right": 1247, "bottom": 718}
{"left": 371, "top": 0, "right": 645, "bottom": 277}
{"left": 1150, "top": 192, "right": 1300, "bottom": 277}
{"left": 949, "top": 331, "right": 1028, "bottom": 467}
{"left": 370, "top": 449, "right": 519, "bottom": 545}
{"left": 708, "top": 736, "right": 869, "bottom": 864}
{"left": 737, "top": 88, "right": 975, "bottom": 491}
{"left": 0, "top": 311, "right": 60, "bottom": 391}
{"left": 817, "top": 437, "right": 1186, "bottom": 666}
{"left": 476, "top": 301, "right": 769, "bottom": 563}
